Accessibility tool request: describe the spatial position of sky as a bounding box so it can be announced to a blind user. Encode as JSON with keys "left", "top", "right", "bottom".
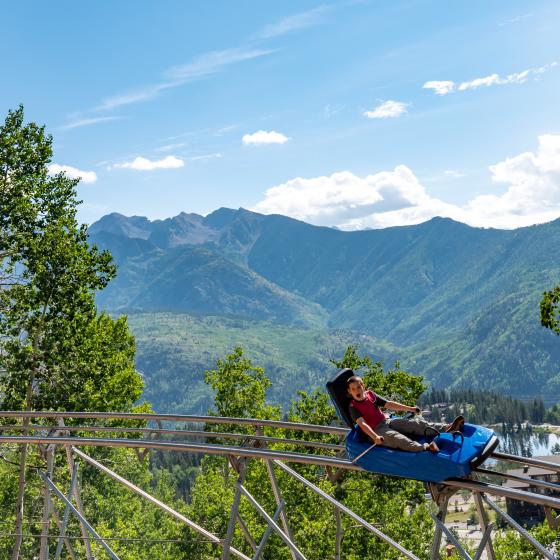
{"left": 3, "top": 0, "right": 560, "bottom": 230}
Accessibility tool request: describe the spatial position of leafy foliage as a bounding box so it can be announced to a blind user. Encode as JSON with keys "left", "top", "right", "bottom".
{"left": 0, "top": 106, "right": 179, "bottom": 559}
{"left": 331, "top": 344, "right": 426, "bottom": 405}
{"left": 541, "top": 285, "right": 560, "bottom": 335}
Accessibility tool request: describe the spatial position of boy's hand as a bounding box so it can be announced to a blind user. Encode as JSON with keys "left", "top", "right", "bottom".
{"left": 373, "top": 435, "right": 384, "bottom": 445}
{"left": 413, "top": 406, "right": 421, "bottom": 415}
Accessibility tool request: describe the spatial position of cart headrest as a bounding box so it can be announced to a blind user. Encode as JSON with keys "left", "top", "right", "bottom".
{"left": 326, "top": 368, "right": 356, "bottom": 428}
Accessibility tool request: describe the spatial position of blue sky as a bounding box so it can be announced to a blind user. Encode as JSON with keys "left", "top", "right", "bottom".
{"left": 3, "top": 1, "right": 560, "bottom": 229}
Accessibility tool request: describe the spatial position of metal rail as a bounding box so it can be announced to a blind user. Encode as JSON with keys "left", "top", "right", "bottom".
{"left": 491, "top": 451, "right": 560, "bottom": 473}
{"left": 1, "top": 412, "right": 560, "bottom": 559}
{"left": 444, "top": 478, "right": 560, "bottom": 510}
{"left": 0, "top": 423, "right": 345, "bottom": 451}
{"left": 1, "top": 434, "right": 559, "bottom": 511}
{"left": 476, "top": 466, "right": 560, "bottom": 492}
{"left": 0, "top": 435, "right": 359, "bottom": 469}
{"left": 0, "top": 411, "right": 349, "bottom": 435}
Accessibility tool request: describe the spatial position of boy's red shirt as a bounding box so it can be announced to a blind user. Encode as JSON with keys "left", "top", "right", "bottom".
{"left": 349, "top": 390, "right": 386, "bottom": 429}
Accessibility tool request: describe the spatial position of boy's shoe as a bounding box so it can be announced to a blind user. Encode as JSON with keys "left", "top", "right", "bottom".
{"left": 425, "top": 441, "right": 439, "bottom": 453}
{"left": 444, "top": 415, "right": 465, "bottom": 433}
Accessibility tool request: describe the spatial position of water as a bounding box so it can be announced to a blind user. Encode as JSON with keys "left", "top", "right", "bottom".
{"left": 496, "top": 427, "right": 560, "bottom": 458}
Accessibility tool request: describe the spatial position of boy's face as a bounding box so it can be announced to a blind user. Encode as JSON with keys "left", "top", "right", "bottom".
{"left": 347, "top": 380, "right": 365, "bottom": 400}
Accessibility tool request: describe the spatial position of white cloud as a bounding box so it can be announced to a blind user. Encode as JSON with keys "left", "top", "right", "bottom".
{"left": 257, "top": 5, "right": 328, "bottom": 39}
{"left": 443, "top": 170, "right": 466, "bottom": 178}
{"left": 113, "top": 155, "right": 184, "bottom": 171}
{"left": 242, "top": 130, "right": 290, "bottom": 146}
{"left": 252, "top": 135, "right": 560, "bottom": 230}
{"left": 457, "top": 73, "right": 502, "bottom": 91}
{"left": 253, "top": 166, "right": 430, "bottom": 226}
{"left": 423, "top": 81, "right": 456, "bottom": 95}
{"left": 59, "top": 116, "right": 124, "bottom": 130}
{"left": 48, "top": 164, "right": 97, "bottom": 184}
{"left": 363, "top": 100, "right": 408, "bottom": 119}
{"left": 423, "top": 63, "right": 557, "bottom": 95}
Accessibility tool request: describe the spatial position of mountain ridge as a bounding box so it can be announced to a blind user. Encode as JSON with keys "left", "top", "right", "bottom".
{"left": 88, "top": 208, "right": 560, "bottom": 404}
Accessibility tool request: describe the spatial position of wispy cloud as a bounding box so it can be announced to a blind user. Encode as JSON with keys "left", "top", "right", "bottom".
{"left": 112, "top": 155, "right": 184, "bottom": 171}
{"left": 498, "top": 13, "right": 534, "bottom": 26}
{"left": 191, "top": 153, "right": 223, "bottom": 162}
{"left": 323, "top": 104, "right": 345, "bottom": 118}
{"left": 257, "top": 5, "right": 328, "bottom": 39}
{"left": 363, "top": 100, "right": 409, "bottom": 119}
{"left": 444, "top": 170, "right": 466, "bottom": 178}
{"left": 48, "top": 164, "right": 97, "bottom": 183}
{"left": 59, "top": 116, "right": 124, "bottom": 130}
{"left": 242, "top": 130, "right": 290, "bottom": 146}
{"left": 155, "top": 142, "right": 186, "bottom": 153}
{"left": 423, "top": 63, "right": 557, "bottom": 95}
{"left": 87, "top": 46, "right": 274, "bottom": 113}
{"left": 165, "top": 47, "right": 273, "bottom": 82}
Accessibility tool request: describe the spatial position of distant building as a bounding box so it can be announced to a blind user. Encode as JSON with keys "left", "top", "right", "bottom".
{"left": 503, "top": 455, "right": 560, "bottom": 527}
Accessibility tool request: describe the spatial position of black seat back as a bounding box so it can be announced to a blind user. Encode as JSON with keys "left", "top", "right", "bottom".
{"left": 326, "top": 368, "right": 356, "bottom": 428}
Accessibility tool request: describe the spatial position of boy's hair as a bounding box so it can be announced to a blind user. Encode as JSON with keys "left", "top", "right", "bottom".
{"left": 346, "top": 375, "right": 364, "bottom": 387}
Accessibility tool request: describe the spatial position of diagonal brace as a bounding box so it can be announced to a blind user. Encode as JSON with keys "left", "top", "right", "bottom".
{"left": 37, "top": 469, "right": 121, "bottom": 560}
{"left": 240, "top": 485, "right": 307, "bottom": 560}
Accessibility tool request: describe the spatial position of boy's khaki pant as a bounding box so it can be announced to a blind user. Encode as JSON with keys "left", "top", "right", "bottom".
{"left": 375, "top": 417, "right": 447, "bottom": 452}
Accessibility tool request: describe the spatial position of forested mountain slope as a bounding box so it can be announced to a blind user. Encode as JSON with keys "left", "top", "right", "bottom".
{"left": 89, "top": 209, "right": 560, "bottom": 406}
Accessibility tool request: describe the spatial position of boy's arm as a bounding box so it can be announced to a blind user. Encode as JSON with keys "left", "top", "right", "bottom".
{"left": 383, "top": 401, "right": 421, "bottom": 414}
{"left": 355, "top": 417, "right": 384, "bottom": 444}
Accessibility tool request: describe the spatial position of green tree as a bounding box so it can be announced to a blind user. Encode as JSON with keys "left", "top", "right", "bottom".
{"left": 185, "top": 345, "right": 435, "bottom": 559}
{"left": 331, "top": 344, "right": 426, "bottom": 404}
{"left": 204, "top": 345, "right": 280, "bottom": 424}
{"left": 540, "top": 285, "right": 560, "bottom": 335}
{"left": 0, "top": 106, "right": 170, "bottom": 559}
{"left": 493, "top": 522, "right": 557, "bottom": 559}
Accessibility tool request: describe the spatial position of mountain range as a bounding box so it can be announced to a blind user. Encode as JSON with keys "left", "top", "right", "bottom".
{"left": 88, "top": 208, "right": 560, "bottom": 411}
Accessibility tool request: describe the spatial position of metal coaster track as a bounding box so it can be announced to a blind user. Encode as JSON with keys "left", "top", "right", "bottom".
{"left": 0, "top": 411, "right": 558, "bottom": 560}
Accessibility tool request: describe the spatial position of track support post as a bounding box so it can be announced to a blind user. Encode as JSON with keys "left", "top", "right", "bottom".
{"left": 221, "top": 459, "right": 248, "bottom": 560}
{"left": 54, "top": 462, "right": 80, "bottom": 560}
{"left": 473, "top": 493, "right": 496, "bottom": 560}
{"left": 430, "top": 495, "right": 449, "bottom": 560}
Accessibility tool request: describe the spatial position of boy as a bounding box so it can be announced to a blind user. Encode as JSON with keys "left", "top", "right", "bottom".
{"left": 347, "top": 375, "right": 464, "bottom": 453}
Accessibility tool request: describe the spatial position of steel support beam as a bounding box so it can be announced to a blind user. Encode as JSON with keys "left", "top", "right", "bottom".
{"left": 472, "top": 524, "right": 495, "bottom": 560}
{"left": 236, "top": 513, "right": 258, "bottom": 553}
{"left": 274, "top": 460, "right": 421, "bottom": 560}
{"left": 482, "top": 495, "right": 558, "bottom": 560}
{"left": 57, "top": 420, "right": 93, "bottom": 560}
{"left": 473, "top": 493, "right": 496, "bottom": 560}
{"left": 239, "top": 485, "right": 307, "bottom": 560}
{"left": 430, "top": 510, "right": 472, "bottom": 560}
{"left": 265, "top": 460, "right": 298, "bottom": 560}
{"left": 40, "top": 444, "right": 55, "bottom": 560}
{"left": 222, "top": 463, "right": 247, "bottom": 560}
{"left": 430, "top": 496, "right": 449, "bottom": 560}
{"left": 37, "top": 470, "right": 121, "bottom": 560}
{"left": 252, "top": 501, "right": 284, "bottom": 560}
{"left": 72, "top": 448, "right": 252, "bottom": 560}
{"left": 54, "top": 462, "right": 79, "bottom": 560}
